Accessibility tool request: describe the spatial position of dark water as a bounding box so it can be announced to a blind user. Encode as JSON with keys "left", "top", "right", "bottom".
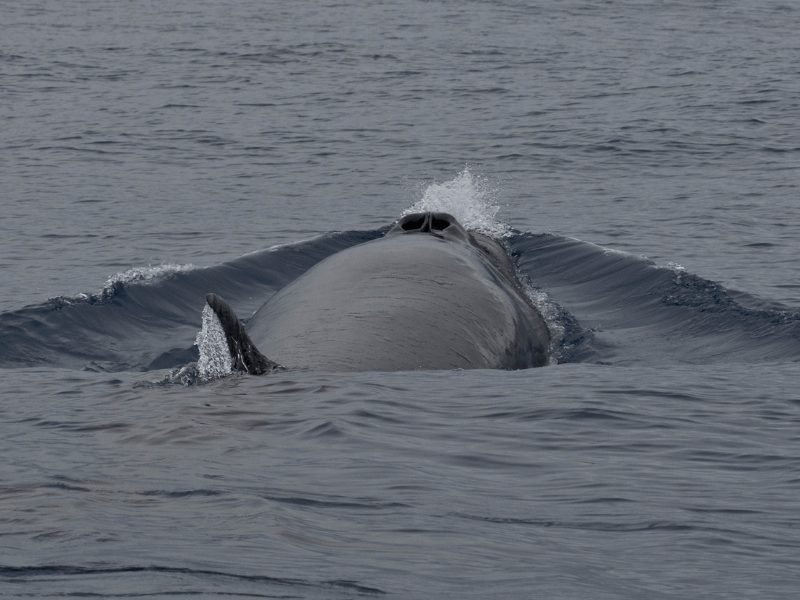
{"left": 2, "top": 1, "right": 799, "bottom": 598}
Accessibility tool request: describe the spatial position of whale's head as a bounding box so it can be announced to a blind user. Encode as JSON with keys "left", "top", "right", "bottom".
{"left": 386, "top": 212, "right": 518, "bottom": 285}
{"left": 387, "top": 212, "right": 471, "bottom": 243}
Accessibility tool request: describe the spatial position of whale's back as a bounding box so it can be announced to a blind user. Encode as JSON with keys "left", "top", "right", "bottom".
{"left": 246, "top": 235, "right": 550, "bottom": 371}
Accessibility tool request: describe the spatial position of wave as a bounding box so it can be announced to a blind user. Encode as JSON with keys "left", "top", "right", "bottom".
{"left": 510, "top": 232, "right": 800, "bottom": 366}
{"left": 0, "top": 564, "right": 384, "bottom": 595}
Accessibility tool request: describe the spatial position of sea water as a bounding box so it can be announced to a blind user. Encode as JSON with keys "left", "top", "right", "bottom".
{"left": 2, "top": 1, "right": 799, "bottom": 598}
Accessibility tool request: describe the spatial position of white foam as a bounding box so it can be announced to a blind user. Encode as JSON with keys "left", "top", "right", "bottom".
{"left": 53, "top": 263, "right": 199, "bottom": 306}
{"left": 402, "top": 167, "right": 510, "bottom": 238}
{"left": 522, "top": 285, "right": 566, "bottom": 366}
{"left": 194, "top": 304, "right": 232, "bottom": 381}
{"left": 666, "top": 261, "right": 686, "bottom": 272}
{"left": 104, "top": 263, "right": 196, "bottom": 289}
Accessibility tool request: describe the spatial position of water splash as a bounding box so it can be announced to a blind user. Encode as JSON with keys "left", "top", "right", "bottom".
{"left": 194, "top": 304, "right": 232, "bottom": 381}
{"left": 104, "top": 263, "right": 196, "bottom": 289}
{"left": 522, "top": 286, "right": 566, "bottom": 365}
{"left": 49, "top": 263, "right": 198, "bottom": 307}
{"left": 666, "top": 261, "right": 687, "bottom": 272}
{"left": 402, "top": 167, "right": 509, "bottom": 238}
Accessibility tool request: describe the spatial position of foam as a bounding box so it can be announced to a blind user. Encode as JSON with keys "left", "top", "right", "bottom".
{"left": 104, "top": 263, "right": 197, "bottom": 289}
{"left": 521, "top": 284, "right": 567, "bottom": 366}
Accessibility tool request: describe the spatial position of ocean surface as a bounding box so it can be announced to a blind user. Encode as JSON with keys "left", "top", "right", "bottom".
{"left": 2, "top": 1, "right": 799, "bottom": 598}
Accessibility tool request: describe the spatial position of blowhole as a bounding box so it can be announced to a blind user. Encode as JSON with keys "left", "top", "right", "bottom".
{"left": 431, "top": 216, "right": 450, "bottom": 231}
{"left": 401, "top": 215, "right": 427, "bottom": 231}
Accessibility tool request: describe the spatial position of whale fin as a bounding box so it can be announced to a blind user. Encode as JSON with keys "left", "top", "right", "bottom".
{"left": 205, "top": 293, "right": 280, "bottom": 375}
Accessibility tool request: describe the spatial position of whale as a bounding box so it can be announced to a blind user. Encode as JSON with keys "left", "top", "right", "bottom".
{"left": 205, "top": 212, "right": 551, "bottom": 373}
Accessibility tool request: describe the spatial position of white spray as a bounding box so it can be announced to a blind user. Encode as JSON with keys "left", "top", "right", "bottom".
{"left": 402, "top": 167, "right": 510, "bottom": 238}
{"left": 194, "top": 304, "right": 233, "bottom": 381}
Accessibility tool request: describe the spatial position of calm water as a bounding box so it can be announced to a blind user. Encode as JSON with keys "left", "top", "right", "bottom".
{"left": 2, "top": 1, "right": 799, "bottom": 598}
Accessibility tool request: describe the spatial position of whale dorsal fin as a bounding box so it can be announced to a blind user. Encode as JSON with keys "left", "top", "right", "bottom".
{"left": 205, "top": 293, "right": 280, "bottom": 375}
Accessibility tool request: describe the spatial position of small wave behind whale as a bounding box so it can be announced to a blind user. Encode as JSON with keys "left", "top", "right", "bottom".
{"left": 49, "top": 263, "right": 197, "bottom": 308}
{"left": 512, "top": 233, "right": 800, "bottom": 365}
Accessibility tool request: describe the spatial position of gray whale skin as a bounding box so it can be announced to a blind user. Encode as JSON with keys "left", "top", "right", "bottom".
{"left": 206, "top": 212, "right": 551, "bottom": 373}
